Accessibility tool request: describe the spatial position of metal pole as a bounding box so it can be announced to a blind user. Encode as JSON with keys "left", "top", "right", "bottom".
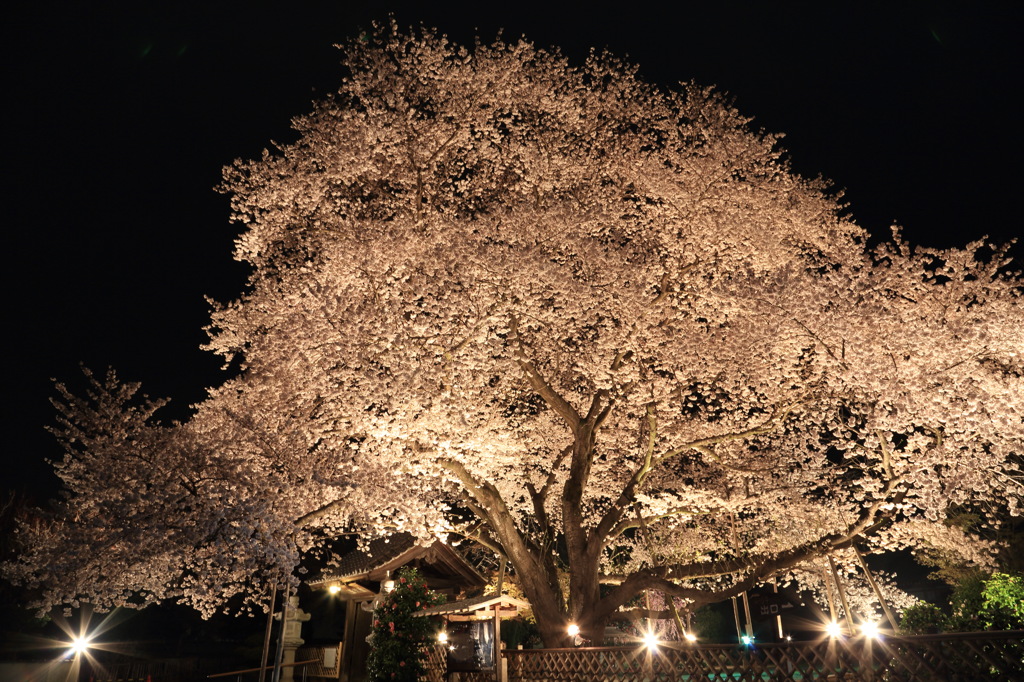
{"left": 259, "top": 583, "right": 278, "bottom": 682}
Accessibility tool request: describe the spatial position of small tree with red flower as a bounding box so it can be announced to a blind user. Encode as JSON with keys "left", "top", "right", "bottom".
{"left": 366, "top": 567, "right": 446, "bottom": 682}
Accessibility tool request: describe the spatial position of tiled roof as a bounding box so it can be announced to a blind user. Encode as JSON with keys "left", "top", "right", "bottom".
{"left": 415, "top": 593, "right": 530, "bottom": 617}
{"left": 310, "top": 533, "right": 419, "bottom": 586}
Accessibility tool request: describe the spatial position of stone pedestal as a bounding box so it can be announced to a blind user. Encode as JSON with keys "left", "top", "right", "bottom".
{"left": 280, "top": 595, "right": 311, "bottom": 682}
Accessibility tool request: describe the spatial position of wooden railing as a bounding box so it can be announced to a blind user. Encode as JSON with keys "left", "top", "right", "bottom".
{"left": 501, "top": 631, "right": 1024, "bottom": 682}
{"left": 81, "top": 657, "right": 208, "bottom": 682}
{"left": 297, "top": 645, "right": 343, "bottom": 679}
{"left": 207, "top": 658, "right": 319, "bottom": 680}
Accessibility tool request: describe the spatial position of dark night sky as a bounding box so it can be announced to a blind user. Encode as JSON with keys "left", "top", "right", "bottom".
{"left": 4, "top": 1, "right": 1021, "bottom": 497}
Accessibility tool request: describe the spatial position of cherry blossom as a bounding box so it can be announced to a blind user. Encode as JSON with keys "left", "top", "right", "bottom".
{"left": 7, "top": 24, "right": 1021, "bottom": 645}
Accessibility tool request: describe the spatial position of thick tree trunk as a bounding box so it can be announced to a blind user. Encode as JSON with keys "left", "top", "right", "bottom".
{"left": 516, "top": 569, "right": 612, "bottom": 646}
{"left": 507, "top": 559, "right": 569, "bottom": 646}
{"left": 505, "top": 408, "right": 618, "bottom": 646}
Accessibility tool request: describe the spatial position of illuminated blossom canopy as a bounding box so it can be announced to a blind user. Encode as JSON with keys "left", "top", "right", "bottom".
{"left": 8, "top": 25, "right": 1022, "bottom": 645}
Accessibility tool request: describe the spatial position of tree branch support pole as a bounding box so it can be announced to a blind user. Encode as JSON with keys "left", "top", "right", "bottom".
{"left": 854, "top": 545, "right": 899, "bottom": 632}
{"left": 731, "top": 597, "right": 743, "bottom": 642}
{"left": 740, "top": 591, "right": 754, "bottom": 639}
{"left": 496, "top": 555, "right": 507, "bottom": 595}
{"left": 259, "top": 583, "right": 278, "bottom": 682}
{"left": 667, "top": 597, "right": 688, "bottom": 642}
{"left": 728, "top": 514, "right": 753, "bottom": 640}
{"left": 827, "top": 555, "right": 854, "bottom": 634}
{"left": 822, "top": 562, "right": 838, "bottom": 625}
{"left": 773, "top": 581, "right": 784, "bottom": 639}
{"left": 634, "top": 506, "right": 687, "bottom": 640}
{"left": 271, "top": 585, "right": 291, "bottom": 682}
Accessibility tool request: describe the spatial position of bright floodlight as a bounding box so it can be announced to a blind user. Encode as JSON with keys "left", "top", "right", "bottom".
{"left": 438, "top": 631, "right": 448, "bottom": 644}
{"left": 643, "top": 631, "right": 659, "bottom": 649}
{"left": 825, "top": 621, "right": 842, "bottom": 638}
{"left": 69, "top": 636, "right": 91, "bottom": 657}
{"left": 860, "top": 621, "right": 881, "bottom": 640}
{"left": 328, "top": 584, "right": 341, "bottom": 595}
{"left": 567, "top": 623, "right": 580, "bottom": 637}
{"left": 684, "top": 632, "right": 697, "bottom": 643}
{"left": 741, "top": 635, "right": 753, "bottom": 646}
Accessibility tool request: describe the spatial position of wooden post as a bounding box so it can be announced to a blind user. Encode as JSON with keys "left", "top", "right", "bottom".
{"left": 494, "top": 605, "right": 503, "bottom": 682}
{"left": 339, "top": 599, "right": 357, "bottom": 682}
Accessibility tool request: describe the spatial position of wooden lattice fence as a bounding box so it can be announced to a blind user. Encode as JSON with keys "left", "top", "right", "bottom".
{"left": 423, "top": 643, "right": 495, "bottom": 682}
{"left": 499, "top": 631, "right": 1024, "bottom": 682}
{"left": 423, "top": 643, "right": 446, "bottom": 682}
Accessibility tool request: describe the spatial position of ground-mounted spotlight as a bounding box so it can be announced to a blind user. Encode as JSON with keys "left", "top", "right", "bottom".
{"left": 860, "top": 621, "right": 881, "bottom": 640}
{"left": 643, "top": 631, "right": 660, "bottom": 649}
{"left": 825, "top": 621, "right": 843, "bottom": 638}
{"left": 66, "top": 635, "right": 92, "bottom": 659}
{"left": 438, "top": 631, "right": 448, "bottom": 644}
{"left": 740, "top": 635, "right": 754, "bottom": 646}
{"left": 567, "top": 623, "right": 580, "bottom": 637}
{"left": 684, "top": 632, "right": 697, "bottom": 643}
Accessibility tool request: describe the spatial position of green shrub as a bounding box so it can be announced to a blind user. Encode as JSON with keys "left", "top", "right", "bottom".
{"left": 899, "top": 602, "right": 948, "bottom": 634}
{"left": 949, "top": 571, "right": 1024, "bottom": 632}
{"left": 366, "top": 568, "right": 446, "bottom": 682}
{"left": 980, "top": 572, "right": 1024, "bottom": 630}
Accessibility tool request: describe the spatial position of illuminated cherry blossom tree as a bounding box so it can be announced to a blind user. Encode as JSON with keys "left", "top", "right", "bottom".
{"left": 8, "top": 25, "right": 1022, "bottom": 645}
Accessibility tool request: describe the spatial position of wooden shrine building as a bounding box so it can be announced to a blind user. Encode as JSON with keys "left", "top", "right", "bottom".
{"left": 306, "top": 534, "right": 487, "bottom": 681}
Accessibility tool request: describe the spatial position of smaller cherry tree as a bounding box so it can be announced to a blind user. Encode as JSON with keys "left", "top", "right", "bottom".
{"left": 367, "top": 568, "right": 446, "bottom": 682}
